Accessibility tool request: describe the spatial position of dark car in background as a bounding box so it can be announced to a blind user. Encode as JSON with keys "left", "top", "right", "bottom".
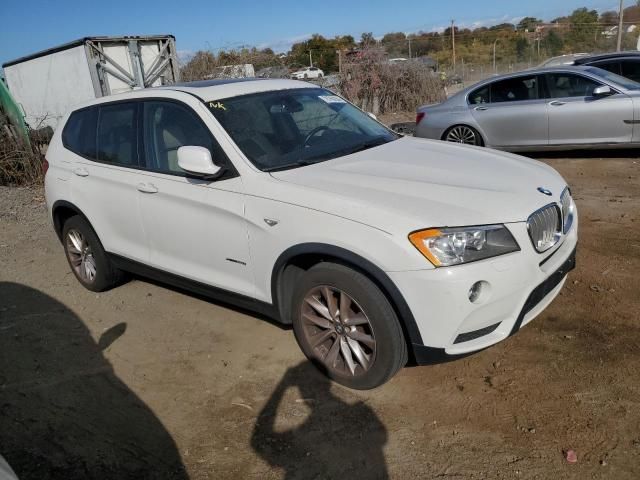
{"left": 573, "top": 51, "right": 640, "bottom": 83}
{"left": 541, "top": 51, "right": 640, "bottom": 83}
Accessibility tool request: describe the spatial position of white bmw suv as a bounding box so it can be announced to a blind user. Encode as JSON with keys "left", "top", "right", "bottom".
{"left": 45, "top": 78, "right": 577, "bottom": 389}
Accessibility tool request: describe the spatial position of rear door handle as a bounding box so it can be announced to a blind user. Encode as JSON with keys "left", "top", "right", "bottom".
{"left": 549, "top": 101, "right": 566, "bottom": 106}
{"left": 73, "top": 167, "right": 89, "bottom": 177}
{"left": 137, "top": 182, "right": 158, "bottom": 194}
{"left": 474, "top": 106, "right": 488, "bottom": 111}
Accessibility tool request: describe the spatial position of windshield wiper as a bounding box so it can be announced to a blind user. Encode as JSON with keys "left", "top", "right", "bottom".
{"left": 341, "top": 136, "right": 392, "bottom": 156}
{"left": 263, "top": 160, "right": 314, "bottom": 172}
{"left": 263, "top": 136, "right": 394, "bottom": 172}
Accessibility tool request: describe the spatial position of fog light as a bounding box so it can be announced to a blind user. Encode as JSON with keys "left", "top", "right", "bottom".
{"left": 468, "top": 281, "right": 489, "bottom": 304}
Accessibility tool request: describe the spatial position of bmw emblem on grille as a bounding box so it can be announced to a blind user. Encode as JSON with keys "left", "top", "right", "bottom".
{"left": 537, "top": 187, "right": 553, "bottom": 196}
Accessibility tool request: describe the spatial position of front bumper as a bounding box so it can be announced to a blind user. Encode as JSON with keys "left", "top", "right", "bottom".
{"left": 388, "top": 219, "right": 578, "bottom": 362}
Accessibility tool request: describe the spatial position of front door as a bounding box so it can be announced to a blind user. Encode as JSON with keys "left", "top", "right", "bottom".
{"left": 136, "top": 100, "right": 254, "bottom": 297}
{"left": 544, "top": 72, "right": 633, "bottom": 145}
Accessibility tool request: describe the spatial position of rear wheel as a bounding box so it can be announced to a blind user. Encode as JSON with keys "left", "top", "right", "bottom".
{"left": 291, "top": 263, "right": 407, "bottom": 389}
{"left": 444, "top": 125, "right": 483, "bottom": 146}
{"left": 62, "top": 215, "right": 126, "bottom": 292}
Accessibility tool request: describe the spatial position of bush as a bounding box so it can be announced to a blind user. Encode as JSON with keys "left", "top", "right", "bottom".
{"left": 0, "top": 124, "right": 44, "bottom": 186}
{"left": 339, "top": 49, "right": 445, "bottom": 114}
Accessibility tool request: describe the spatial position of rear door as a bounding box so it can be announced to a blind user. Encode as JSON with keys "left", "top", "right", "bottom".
{"left": 65, "top": 102, "right": 148, "bottom": 262}
{"left": 469, "top": 74, "right": 548, "bottom": 147}
{"left": 136, "top": 99, "right": 254, "bottom": 297}
{"left": 544, "top": 72, "right": 633, "bottom": 145}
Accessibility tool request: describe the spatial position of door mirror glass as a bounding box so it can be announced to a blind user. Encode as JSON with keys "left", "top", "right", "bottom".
{"left": 593, "top": 85, "right": 612, "bottom": 97}
{"left": 177, "top": 146, "right": 222, "bottom": 178}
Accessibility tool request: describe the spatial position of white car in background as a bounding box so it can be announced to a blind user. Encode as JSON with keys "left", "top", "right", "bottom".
{"left": 44, "top": 78, "right": 577, "bottom": 389}
{"left": 290, "top": 66, "right": 324, "bottom": 79}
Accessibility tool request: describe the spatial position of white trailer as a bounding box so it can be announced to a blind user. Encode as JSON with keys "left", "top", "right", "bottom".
{"left": 2, "top": 35, "right": 180, "bottom": 129}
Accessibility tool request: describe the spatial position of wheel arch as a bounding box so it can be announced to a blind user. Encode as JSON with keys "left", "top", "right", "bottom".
{"left": 51, "top": 200, "right": 93, "bottom": 242}
{"left": 271, "top": 243, "right": 424, "bottom": 352}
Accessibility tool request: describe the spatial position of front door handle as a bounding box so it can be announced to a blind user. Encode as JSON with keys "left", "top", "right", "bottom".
{"left": 549, "top": 101, "right": 566, "bottom": 106}
{"left": 474, "top": 106, "right": 489, "bottom": 111}
{"left": 73, "top": 167, "right": 89, "bottom": 177}
{"left": 137, "top": 182, "right": 158, "bottom": 194}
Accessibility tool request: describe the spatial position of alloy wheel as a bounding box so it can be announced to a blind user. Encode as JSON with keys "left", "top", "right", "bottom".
{"left": 446, "top": 126, "right": 478, "bottom": 145}
{"left": 66, "top": 229, "right": 97, "bottom": 284}
{"left": 300, "top": 286, "right": 376, "bottom": 377}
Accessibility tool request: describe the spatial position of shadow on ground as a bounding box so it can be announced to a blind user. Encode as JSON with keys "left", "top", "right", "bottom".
{"left": 252, "top": 362, "right": 389, "bottom": 480}
{"left": 0, "top": 282, "right": 187, "bottom": 480}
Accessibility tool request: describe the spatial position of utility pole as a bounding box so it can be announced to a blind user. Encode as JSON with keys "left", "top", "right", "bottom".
{"left": 617, "top": 0, "right": 624, "bottom": 51}
{"left": 451, "top": 20, "right": 456, "bottom": 70}
{"left": 492, "top": 39, "right": 498, "bottom": 73}
{"left": 408, "top": 37, "right": 412, "bottom": 59}
{"left": 308, "top": 50, "right": 313, "bottom": 67}
{"left": 336, "top": 49, "right": 342, "bottom": 73}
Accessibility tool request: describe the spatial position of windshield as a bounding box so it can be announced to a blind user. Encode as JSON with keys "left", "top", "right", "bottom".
{"left": 207, "top": 88, "right": 397, "bottom": 171}
{"left": 586, "top": 66, "right": 640, "bottom": 90}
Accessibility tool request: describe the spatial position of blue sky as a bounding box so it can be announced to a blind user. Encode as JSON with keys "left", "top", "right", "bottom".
{"left": 0, "top": 0, "right": 620, "bottom": 65}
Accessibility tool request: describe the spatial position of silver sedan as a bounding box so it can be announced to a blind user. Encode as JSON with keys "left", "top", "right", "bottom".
{"left": 415, "top": 65, "right": 640, "bottom": 151}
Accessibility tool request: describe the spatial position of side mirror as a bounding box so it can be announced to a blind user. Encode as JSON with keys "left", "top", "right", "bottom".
{"left": 593, "top": 85, "right": 612, "bottom": 97}
{"left": 177, "top": 146, "right": 222, "bottom": 179}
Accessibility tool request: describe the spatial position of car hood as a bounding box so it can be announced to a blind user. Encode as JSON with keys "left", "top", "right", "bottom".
{"left": 269, "top": 137, "right": 567, "bottom": 233}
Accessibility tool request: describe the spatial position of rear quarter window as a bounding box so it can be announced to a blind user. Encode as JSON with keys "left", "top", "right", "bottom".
{"left": 62, "top": 108, "right": 98, "bottom": 158}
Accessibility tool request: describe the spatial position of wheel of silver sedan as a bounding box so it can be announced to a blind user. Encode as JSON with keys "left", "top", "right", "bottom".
{"left": 446, "top": 125, "right": 478, "bottom": 145}
{"left": 65, "top": 228, "right": 97, "bottom": 284}
{"left": 300, "top": 285, "right": 376, "bottom": 377}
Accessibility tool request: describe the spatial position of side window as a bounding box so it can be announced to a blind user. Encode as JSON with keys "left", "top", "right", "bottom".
{"left": 593, "top": 60, "right": 621, "bottom": 76}
{"left": 62, "top": 108, "right": 98, "bottom": 158}
{"left": 142, "top": 101, "right": 224, "bottom": 174}
{"left": 621, "top": 60, "right": 640, "bottom": 82}
{"left": 468, "top": 86, "right": 489, "bottom": 105}
{"left": 546, "top": 73, "right": 600, "bottom": 98}
{"left": 96, "top": 103, "right": 138, "bottom": 166}
{"left": 489, "top": 75, "right": 539, "bottom": 103}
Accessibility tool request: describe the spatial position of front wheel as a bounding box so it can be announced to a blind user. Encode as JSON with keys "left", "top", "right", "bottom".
{"left": 291, "top": 263, "right": 407, "bottom": 389}
{"left": 444, "top": 125, "right": 483, "bottom": 146}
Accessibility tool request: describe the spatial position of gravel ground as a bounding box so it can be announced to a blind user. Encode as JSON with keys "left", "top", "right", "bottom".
{"left": 1, "top": 152, "right": 639, "bottom": 479}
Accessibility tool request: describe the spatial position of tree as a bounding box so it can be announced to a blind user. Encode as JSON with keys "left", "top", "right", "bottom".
{"left": 515, "top": 36, "right": 529, "bottom": 61}
{"left": 381, "top": 32, "right": 407, "bottom": 56}
{"left": 517, "top": 17, "right": 542, "bottom": 31}
{"left": 565, "top": 7, "right": 599, "bottom": 51}
{"left": 360, "top": 32, "right": 376, "bottom": 47}
{"left": 181, "top": 51, "right": 217, "bottom": 81}
{"left": 544, "top": 29, "right": 564, "bottom": 56}
{"left": 599, "top": 10, "right": 618, "bottom": 25}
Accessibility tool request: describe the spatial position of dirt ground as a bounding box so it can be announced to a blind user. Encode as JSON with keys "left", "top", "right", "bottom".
{"left": 1, "top": 151, "right": 639, "bottom": 480}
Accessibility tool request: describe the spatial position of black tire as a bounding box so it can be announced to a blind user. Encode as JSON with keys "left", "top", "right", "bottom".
{"left": 291, "top": 262, "right": 407, "bottom": 390}
{"left": 443, "top": 125, "right": 484, "bottom": 146}
{"left": 62, "top": 215, "right": 126, "bottom": 292}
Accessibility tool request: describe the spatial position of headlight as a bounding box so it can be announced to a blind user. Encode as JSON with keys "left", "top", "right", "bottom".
{"left": 560, "top": 187, "right": 574, "bottom": 234}
{"left": 409, "top": 225, "right": 520, "bottom": 267}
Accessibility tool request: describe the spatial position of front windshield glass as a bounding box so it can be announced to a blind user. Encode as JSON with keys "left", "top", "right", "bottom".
{"left": 586, "top": 67, "right": 640, "bottom": 90}
{"left": 207, "top": 88, "right": 397, "bottom": 171}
